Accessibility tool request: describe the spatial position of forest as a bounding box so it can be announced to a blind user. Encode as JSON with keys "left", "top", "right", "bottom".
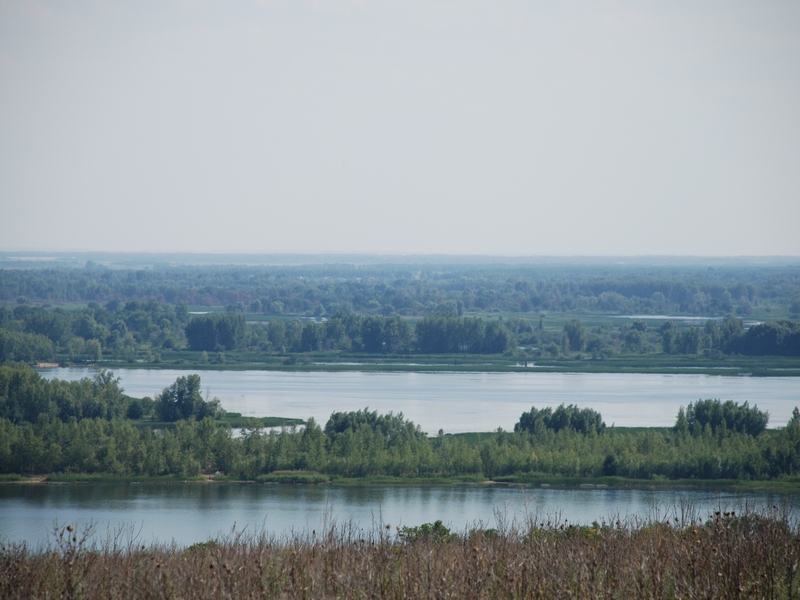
{"left": 1, "top": 260, "right": 800, "bottom": 365}
{"left": 2, "top": 365, "right": 799, "bottom": 483}
{"left": 1, "top": 300, "right": 799, "bottom": 365}
{"left": 3, "top": 260, "right": 800, "bottom": 318}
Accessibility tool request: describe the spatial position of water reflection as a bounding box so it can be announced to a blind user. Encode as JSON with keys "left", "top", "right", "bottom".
{"left": 2, "top": 483, "right": 796, "bottom": 548}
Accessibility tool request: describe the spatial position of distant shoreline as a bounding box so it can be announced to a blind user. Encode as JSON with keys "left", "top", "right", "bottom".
{"left": 5, "top": 473, "right": 800, "bottom": 494}
{"left": 39, "top": 355, "right": 800, "bottom": 377}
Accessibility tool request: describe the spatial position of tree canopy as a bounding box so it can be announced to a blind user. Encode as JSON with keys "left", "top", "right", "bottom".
{"left": 675, "top": 399, "right": 768, "bottom": 437}
{"left": 515, "top": 404, "right": 606, "bottom": 435}
{"left": 154, "top": 374, "right": 223, "bottom": 422}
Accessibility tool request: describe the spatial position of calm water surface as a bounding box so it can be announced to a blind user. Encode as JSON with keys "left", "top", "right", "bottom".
{"left": 2, "top": 483, "right": 795, "bottom": 548}
{"left": 20, "top": 369, "right": 798, "bottom": 547}
{"left": 39, "top": 368, "right": 800, "bottom": 433}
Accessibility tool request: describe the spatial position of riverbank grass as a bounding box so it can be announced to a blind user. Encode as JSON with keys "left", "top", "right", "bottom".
{"left": 3, "top": 507, "right": 798, "bottom": 599}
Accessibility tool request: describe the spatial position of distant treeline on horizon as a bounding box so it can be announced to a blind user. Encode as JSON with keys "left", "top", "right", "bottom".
{"left": 1, "top": 260, "right": 799, "bottom": 362}
{"left": 1, "top": 260, "right": 799, "bottom": 318}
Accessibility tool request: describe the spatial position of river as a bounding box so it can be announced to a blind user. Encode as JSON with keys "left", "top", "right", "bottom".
{"left": 13, "top": 367, "right": 797, "bottom": 548}
{"left": 37, "top": 368, "right": 800, "bottom": 433}
{"left": 1, "top": 482, "right": 794, "bottom": 548}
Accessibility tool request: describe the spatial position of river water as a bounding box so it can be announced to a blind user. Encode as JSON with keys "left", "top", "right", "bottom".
{"left": 38, "top": 368, "right": 800, "bottom": 433}
{"left": 1, "top": 483, "right": 794, "bottom": 548}
{"left": 11, "top": 367, "right": 797, "bottom": 548}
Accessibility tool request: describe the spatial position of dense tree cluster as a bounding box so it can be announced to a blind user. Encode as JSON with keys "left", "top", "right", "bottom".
{"left": 2, "top": 367, "right": 800, "bottom": 482}
{"left": 0, "top": 366, "right": 222, "bottom": 425}
{"left": 243, "top": 312, "right": 511, "bottom": 355}
{"left": 655, "top": 315, "right": 800, "bottom": 357}
{"left": 415, "top": 313, "right": 514, "bottom": 353}
{"left": 0, "top": 417, "right": 231, "bottom": 477}
{"left": 675, "top": 399, "right": 769, "bottom": 437}
{"left": 514, "top": 404, "right": 606, "bottom": 435}
{"left": 184, "top": 312, "right": 246, "bottom": 351}
{"left": 738, "top": 320, "right": 800, "bottom": 355}
{"left": 0, "top": 329, "right": 54, "bottom": 363}
{"left": 265, "top": 313, "right": 415, "bottom": 354}
{"left": 0, "top": 366, "right": 130, "bottom": 424}
{"left": 0, "top": 300, "right": 187, "bottom": 362}
{"left": 154, "top": 374, "right": 224, "bottom": 422}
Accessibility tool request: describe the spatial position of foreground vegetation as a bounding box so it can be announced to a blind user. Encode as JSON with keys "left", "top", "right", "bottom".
{"left": 2, "top": 507, "right": 799, "bottom": 598}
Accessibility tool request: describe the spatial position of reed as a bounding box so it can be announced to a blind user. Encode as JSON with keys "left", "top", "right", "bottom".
{"left": 2, "top": 505, "right": 798, "bottom": 599}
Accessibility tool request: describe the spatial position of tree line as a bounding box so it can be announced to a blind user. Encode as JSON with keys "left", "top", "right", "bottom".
{"left": 2, "top": 299, "right": 799, "bottom": 362}
{"left": 554, "top": 315, "right": 800, "bottom": 357}
{"left": 3, "top": 262, "right": 799, "bottom": 318}
{"left": 188, "top": 312, "right": 517, "bottom": 354}
{"left": 0, "top": 300, "right": 188, "bottom": 363}
{"left": 2, "top": 367, "right": 799, "bottom": 481}
{"left": 0, "top": 365, "right": 222, "bottom": 425}
{"left": 2, "top": 404, "right": 797, "bottom": 481}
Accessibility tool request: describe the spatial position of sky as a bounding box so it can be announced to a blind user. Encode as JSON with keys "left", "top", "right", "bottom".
{"left": 1, "top": 0, "right": 799, "bottom": 256}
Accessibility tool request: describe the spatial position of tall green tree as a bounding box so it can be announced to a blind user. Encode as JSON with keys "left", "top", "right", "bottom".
{"left": 563, "top": 318, "right": 587, "bottom": 352}
{"left": 185, "top": 312, "right": 246, "bottom": 351}
{"left": 155, "top": 374, "right": 223, "bottom": 422}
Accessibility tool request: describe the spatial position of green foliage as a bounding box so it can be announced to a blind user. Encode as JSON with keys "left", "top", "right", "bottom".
{"left": 563, "top": 318, "right": 587, "bottom": 352}
{"left": 322, "top": 409, "right": 436, "bottom": 477}
{"left": 660, "top": 320, "right": 677, "bottom": 354}
{"left": 154, "top": 374, "right": 224, "bottom": 422}
{"left": 125, "top": 398, "right": 144, "bottom": 419}
{"left": 0, "top": 300, "right": 189, "bottom": 361}
{"left": 0, "top": 329, "right": 54, "bottom": 362}
{"left": 721, "top": 314, "right": 745, "bottom": 352}
{"left": 0, "top": 365, "right": 127, "bottom": 423}
{"left": 1, "top": 368, "right": 799, "bottom": 483}
{"left": 515, "top": 404, "right": 606, "bottom": 435}
{"left": 255, "top": 471, "right": 329, "bottom": 484}
{"left": 323, "top": 408, "right": 425, "bottom": 444}
{"left": 398, "top": 520, "right": 454, "bottom": 544}
{"left": 0, "top": 416, "right": 234, "bottom": 476}
{"left": 2, "top": 273, "right": 799, "bottom": 360}
{"left": 4, "top": 261, "right": 798, "bottom": 318}
{"left": 740, "top": 320, "right": 800, "bottom": 356}
{"left": 415, "top": 313, "right": 514, "bottom": 353}
{"left": 185, "top": 312, "right": 246, "bottom": 351}
{"left": 0, "top": 407, "right": 798, "bottom": 480}
{"left": 680, "top": 399, "right": 769, "bottom": 437}
{"left": 675, "top": 327, "right": 701, "bottom": 355}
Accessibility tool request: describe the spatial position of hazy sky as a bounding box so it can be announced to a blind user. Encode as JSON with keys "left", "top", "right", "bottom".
{"left": 1, "top": 1, "right": 799, "bottom": 256}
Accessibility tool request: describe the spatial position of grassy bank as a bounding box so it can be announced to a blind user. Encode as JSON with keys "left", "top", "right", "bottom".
{"left": 5, "top": 472, "right": 800, "bottom": 493}
{"left": 80, "top": 351, "right": 800, "bottom": 376}
{"left": 43, "top": 474, "right": 207, "bottom": 484}
{"left": 2, "top": 507, "right": 798, "bottom": 599}
{"left": 491, "top": 474, "right": 800, "bottom": 492}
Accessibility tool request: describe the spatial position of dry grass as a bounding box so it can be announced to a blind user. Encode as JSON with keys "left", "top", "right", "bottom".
{"left": 2, "top": 505, "right": 799, "bottom": 599}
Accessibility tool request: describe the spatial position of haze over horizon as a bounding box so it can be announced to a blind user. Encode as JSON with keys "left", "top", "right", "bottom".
{"left": 2, "top": 1, "right": 799, "bottom": 257}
